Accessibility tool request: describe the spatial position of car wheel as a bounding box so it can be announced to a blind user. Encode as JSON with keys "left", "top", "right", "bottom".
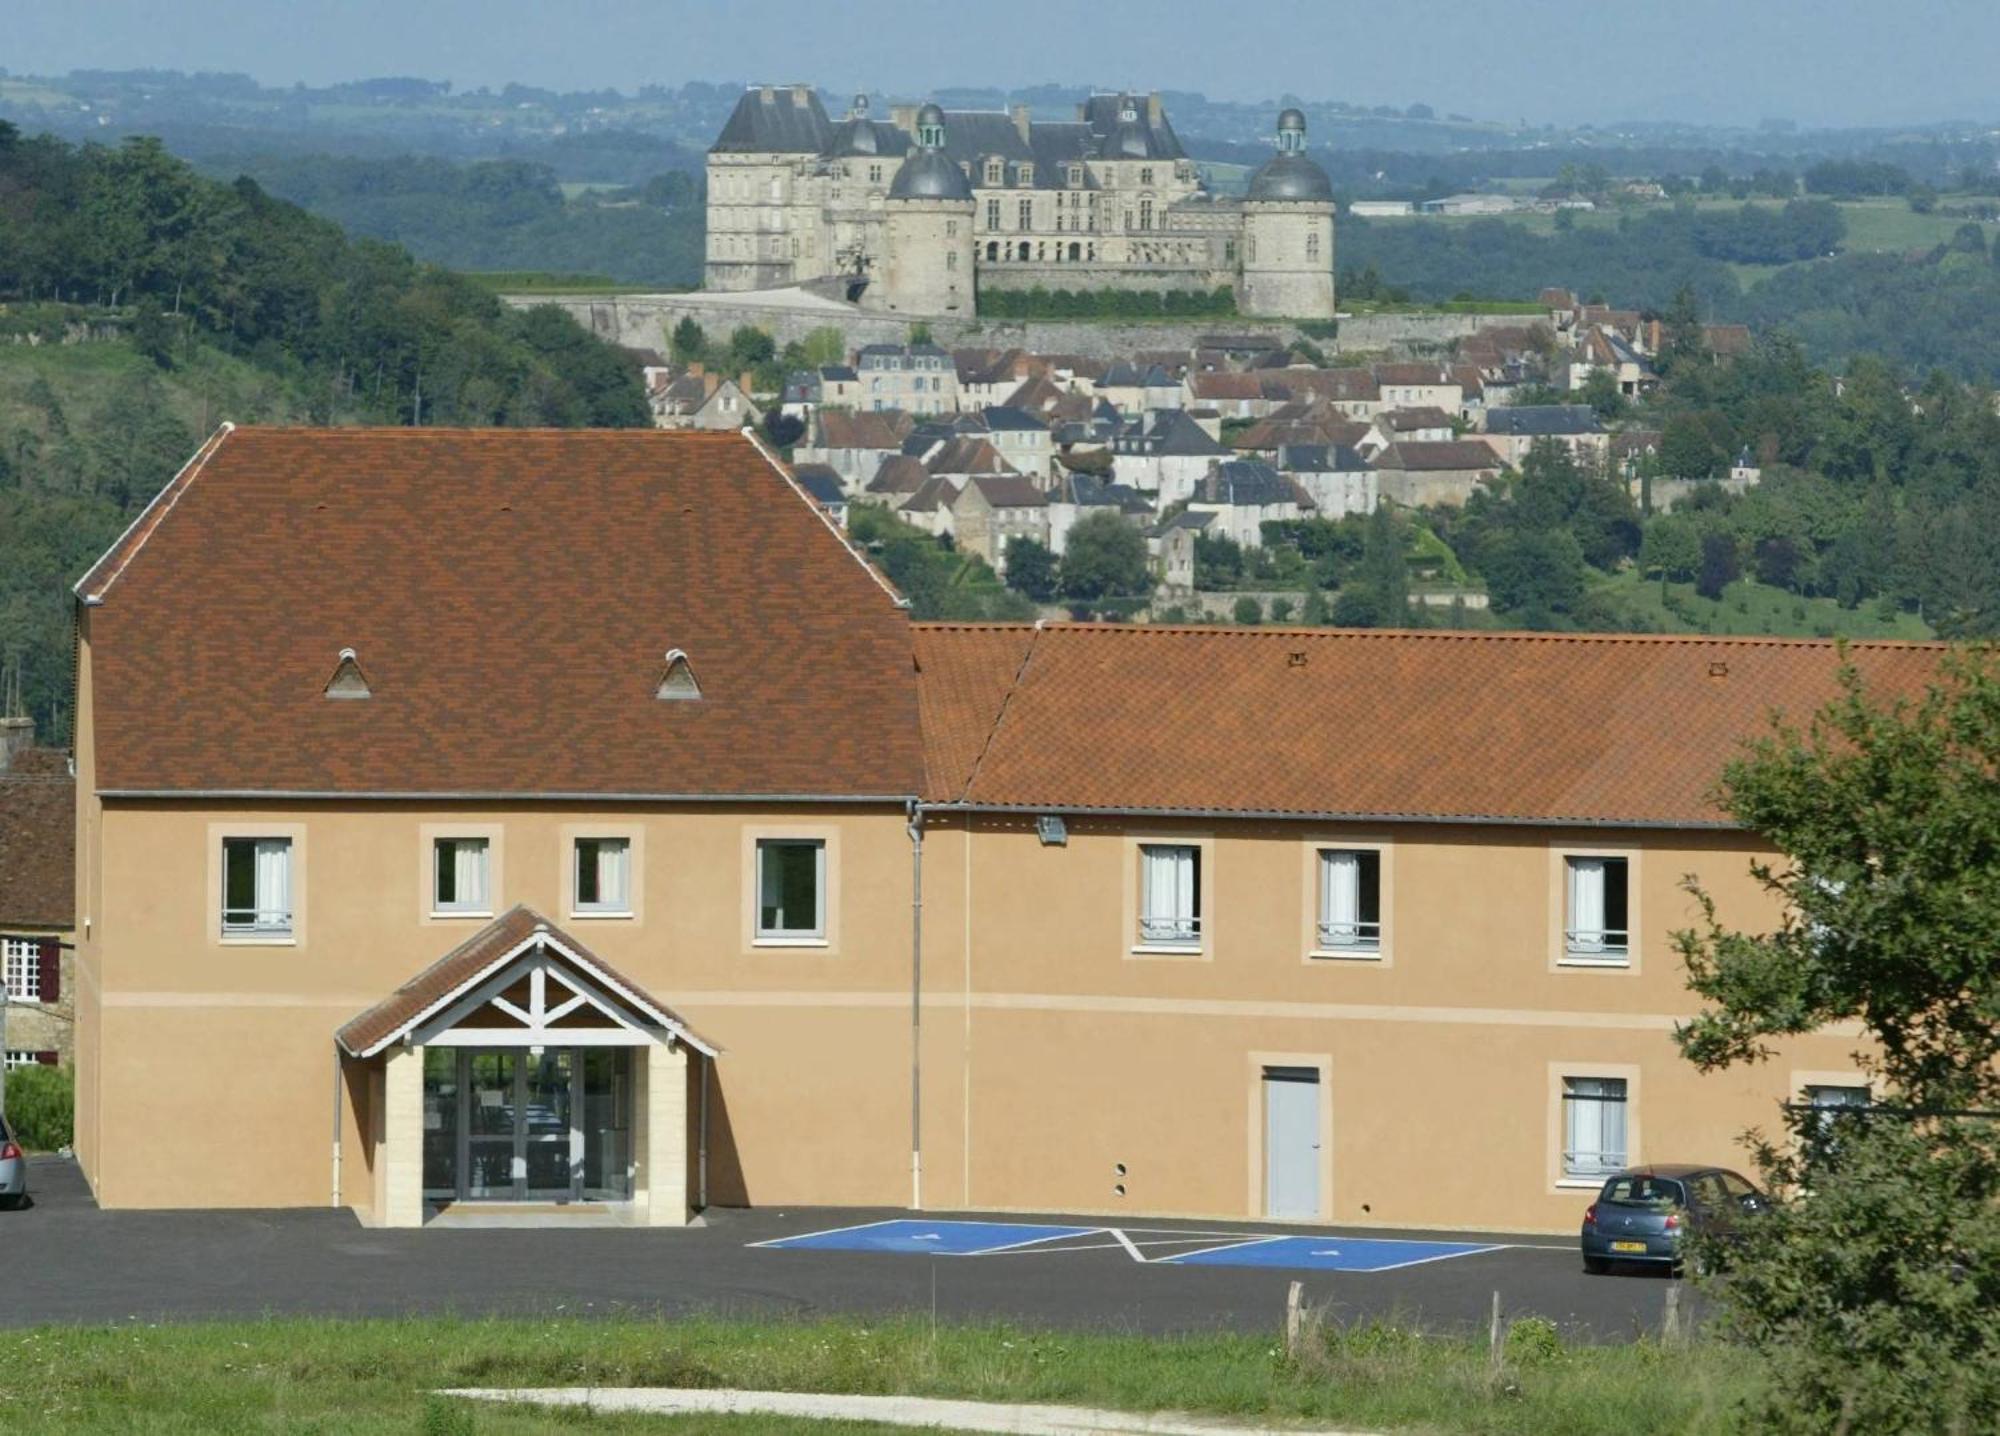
{"left": 1583, "top": 1255, "right": 1609, "bottom": 1275}
{"left": 0, "top": 1194, "right": 22, "bottom": 1211}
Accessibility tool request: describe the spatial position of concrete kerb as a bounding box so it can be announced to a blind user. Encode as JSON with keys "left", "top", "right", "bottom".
{"left": 441, "top": 1388, "right": 1383, "bottom": 1435}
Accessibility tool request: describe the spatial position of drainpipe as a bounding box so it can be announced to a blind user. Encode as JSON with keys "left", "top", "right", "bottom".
{"left": 330, "top": 1046, "right": 343, "bottom": 1209}
{"left": 906, "top": 799, "right": 924, "bottom": 1210}
{"left": 698, "top": 1053, "right": 710, "bottom": 1210}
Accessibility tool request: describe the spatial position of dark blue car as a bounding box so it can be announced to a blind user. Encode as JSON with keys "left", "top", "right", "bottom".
{"left": 1580, "top": 1164, "right": 1767, "bottom": 1274}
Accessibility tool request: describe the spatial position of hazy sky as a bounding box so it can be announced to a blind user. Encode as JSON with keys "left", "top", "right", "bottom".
{"left": 10, "top": 0, "right": 1998, "bottom": 129}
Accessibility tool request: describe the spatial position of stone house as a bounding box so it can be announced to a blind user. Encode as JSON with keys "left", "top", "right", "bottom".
{"left": 794, "top": 409, "right": 915, "bottom": 492}
{"left": 1187, "top": 459, "right": 1316, "bottom": 548}
{"left": 1480, "top": 406, "right": 1610, "bottom": 468}
{"left": 0, "top": 721, "right": 74, "bottom": 1070}
{"left": 1279, "top": 443, "right": 1377, "bottom": 519}
{"left": 858, "top": 343, "right": 959, "bottom": 415}
{"left": 649, "top": 366, "right": 763, "bottom": 431}
{"left": 1372, "top": 363, "right": 1463, "bottom": 412}
{"left": 1110, "top": 409, "right": 1231, "bottom": 505}
{"left": 1373, "top": 439, "right": 1503, "bottom": 507}
{"left": 948, "top": 474, "right": 1051, "bottom": 572}
{"left": 1046, "top": 471, "right": 1153, "bottom": 558}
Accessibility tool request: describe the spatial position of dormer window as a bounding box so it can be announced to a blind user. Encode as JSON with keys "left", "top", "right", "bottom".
{"left": 985, "top": 160, "right": 1003, "bottom": 185}
{"left": 1019, "top": 164, "right": 1034, "bottom": 186}
{"left": 656, "top": 648, "right": 702, "bottom": 700}
{"left": 323, "top": 647, "right": 370, "bottom": 699}
{"left": 1068, "top": 165, "right": 1083, "bottom": 187}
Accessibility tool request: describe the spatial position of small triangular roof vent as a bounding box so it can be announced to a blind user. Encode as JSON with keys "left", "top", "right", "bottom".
{"left": 324, "top": 647, "right": 371, "bottom": 700}
{"left": 655, "top": 648, "right": 702, "bottom": 701}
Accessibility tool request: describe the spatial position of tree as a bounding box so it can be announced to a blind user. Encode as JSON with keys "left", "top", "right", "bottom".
{"left": 1671, "top": 654, "right": 2000, "bottom": 1432}
{"left": 1193, "top": 531, "right": 1244, "bottom": 589}
{"left": 1231, "top": 595, "right": 1263, "bottom": 625}
{"left": 1058, "top": 511, "right": 1149, "bottom": 601}
{"left": 1480, "top": 527, "right": 1586, "bottom": 626}
{"left": 1355, "top": 505, "right": 1409, "bottom": 626}
{"left": 1695, "top": 529, "right": 1741, "bottom": 600}
{"left": 669, "top": 316, "right": 707, "bottom": 364}
{"left": 1003, "top": 536, "right": 1058, "bottom": 603}
{"left": 1640, "top": 515, "right": 1702, "bottom": 586}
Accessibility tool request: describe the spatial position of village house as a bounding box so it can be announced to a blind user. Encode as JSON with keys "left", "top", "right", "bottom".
{"left": 1147, "top": 509, "right": 1212, "bottom": 588}
{"left": 946, "top": 473, "right": 1051, "bottom": 572}
{"left": 859, "top": 343, "right": 959, "bottom": 414}
{"left": 1481, "top": 405, "right": 1610, "bottom": 468}
{"left": 1279, "top": 443, "right": 1377, "bottom": 519}
{"left": 68, "top": 424, "right": 1922, "bottom": 1235}
{"left": 1, "top": 719, "right": 73, "bottom": 1070}
{"left": 1187, "top": 458, "right": 1315, "bottom": 548}
{"left": 1567, "top": 328, "right": 1653, "bottom": 397}
{"left": 794, "top": 409, "right": 915, "bottom": 492}
{"left": 1109, "top": 409, "right": 1232, "bottom": 505}
{"left": 646, "top": 366, "right": 764, "bottom": 431}
{"left": 979, "top": 405, "right": 1056, "bottom": 485}
{"left": 1047, "top": 471, "right": 1153, "bottom": 557}
{"left": 1373, "top": 438, "right": 1504, "bottom": 507}
{"left": 1372, "top": 363, "right": 1463, "bottom": 412}
{"left": 1364, "top": 407, "right": 1458, "bottom": 454}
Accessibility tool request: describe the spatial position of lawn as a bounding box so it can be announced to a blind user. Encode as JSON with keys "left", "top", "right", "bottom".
{"left": 1595, "top": 569, "right": 1934, "bottom": 640}
{"left": 0, "top": 1314, "right": 1762, "bottom": 1435}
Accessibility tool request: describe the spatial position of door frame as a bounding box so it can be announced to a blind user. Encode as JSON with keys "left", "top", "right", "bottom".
{"left": 425, "top": 1046, "right": 631, "bottom": 1204}
{"left": 1246, "top": 1051, "right": 1333, "bottom": 1222}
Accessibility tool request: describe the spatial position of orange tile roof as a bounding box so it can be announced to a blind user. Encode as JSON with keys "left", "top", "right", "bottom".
{"left": 912, "top": 623, "right": 1037, "bottom": 801}
{"left": 914, "top": 625, "right": 1946, "bottom": 826}
{"left": 81, "top": 427, "right": 922, "bottom": 799}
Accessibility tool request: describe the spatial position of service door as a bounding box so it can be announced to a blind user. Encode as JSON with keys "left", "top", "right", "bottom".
{"left": 1264, "top": 1067, "right": 1322, "bottom": 1220}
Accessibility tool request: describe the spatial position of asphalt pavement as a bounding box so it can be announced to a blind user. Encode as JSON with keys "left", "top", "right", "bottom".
{"left": 5, "top": 1157, "right": 1695, "bottom": 1341}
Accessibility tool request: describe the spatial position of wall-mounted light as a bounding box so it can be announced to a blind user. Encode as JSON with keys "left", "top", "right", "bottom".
{"left": 1036, "top": 814, "right": 1067, "bottom": 846}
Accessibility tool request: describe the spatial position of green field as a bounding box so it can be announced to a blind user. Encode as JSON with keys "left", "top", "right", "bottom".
{"left": 1595, "top": 569, "right": 1934, "bottom": 640}
{"left": 0, "top": 1314, "right": 1762, "bottom": 1435}
{"left": 0, "top": 335, "right": 308, "bottom": 437}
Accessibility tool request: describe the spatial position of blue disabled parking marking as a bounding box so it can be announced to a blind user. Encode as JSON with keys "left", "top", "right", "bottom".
{"left": 755, "top": 1219, "right": 1101, "bottom": 1256}
{"left": 1162, "top": 1235, "right": 1500, "bottom": 1272}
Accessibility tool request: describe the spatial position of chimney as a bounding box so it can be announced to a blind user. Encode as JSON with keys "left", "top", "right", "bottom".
{"left": 1146, "top": 92, "right": 1163, "bottom": 126}
{"left": 703, "top": 372, "right": 721, "bottom": 398}
{"left": 890, "top": 104, "right": 918, "bottom": 134}
{"left": 687, "top": 361, "right": 705, "bottom": 377}
{"left": 0, "top": 716, "right": 32, "bottom": 774}
{"left": 738, "top": 370, "right": 755, "bottom": 396}
{"left": 1011, "top": 104, "right": 1032, "bottom": 142}
{"left": 759, "top": 84, "right": 774, "bottom": 104}
{"left": 791, "top": 85, "right": 811, "bottom": 109}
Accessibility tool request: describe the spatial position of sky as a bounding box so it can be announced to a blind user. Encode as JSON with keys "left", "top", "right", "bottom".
{"left": 8, "top": 0, "right": 1999, "bottom": 130}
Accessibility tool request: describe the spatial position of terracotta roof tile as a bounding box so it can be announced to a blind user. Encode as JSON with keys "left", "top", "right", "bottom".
{"left": 82, "top": 427, "right": 921, "bottom": 799}
{"left": 916, "top": 625, "right": 1945, "bottom": 825}
{"left": 0, "top": 754, "right": 73, "bottom": 927}
{"left": 335, "top": 905, "right": 715, "bottom": 1057}
{"left": 912, "top": 624, "right": 1038, "bottom": 801}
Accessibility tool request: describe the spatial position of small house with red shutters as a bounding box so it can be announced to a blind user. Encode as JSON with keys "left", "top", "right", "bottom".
{"left": 0, "top": 719, "right": 73, "bottom": 1069}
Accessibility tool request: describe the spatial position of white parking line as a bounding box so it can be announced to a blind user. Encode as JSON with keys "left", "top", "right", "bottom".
{"left": 1109, "top": 1228, "right": 1146, "bottom": 1263}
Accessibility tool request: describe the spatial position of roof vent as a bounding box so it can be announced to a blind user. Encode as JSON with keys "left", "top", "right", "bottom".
{"left": 1287, "top": 651, "right": 1308, "bottom": 668}
{"left": 324, "top": 647, "right": 371, "bottom": 700}
{"left": 1708, "top": 660, "right": 1730, "bottom": 680}
{"left": 656, "top": 648, "right": 702, "bottom": 701}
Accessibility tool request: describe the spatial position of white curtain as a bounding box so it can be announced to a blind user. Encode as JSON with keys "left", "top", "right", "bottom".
{"left": 1321, "top": 851, "right": 1360, "bottom": 946}
{"left": 454, "top": 840, "right": 488, "bottom": 910}
{"left": 1565, "top": 1078, "right": 1626, "bottom": 1176}
{"left": 597, "top": 840, "right": 629, "bottom": 908}
{"left": 1568, "top": 858, "right": 1606, "bottom": 952}
{"left": 1141, "top": 846, "right": 1196, "bottom": 943}
{"left": 254, "top": 838, "right": 290, "bottom": 930}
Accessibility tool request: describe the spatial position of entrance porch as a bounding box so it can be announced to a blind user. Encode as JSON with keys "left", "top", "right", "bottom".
{"left": 337, "top": 906, "right": 718, "bottom": 1229}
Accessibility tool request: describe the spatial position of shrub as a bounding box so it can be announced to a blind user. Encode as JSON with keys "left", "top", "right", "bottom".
{"left": 1232, "top": 595, "right": 1264, "bottom": 625}
{"left": 5, "top": 1062, "right": 73, "bottom": 1150}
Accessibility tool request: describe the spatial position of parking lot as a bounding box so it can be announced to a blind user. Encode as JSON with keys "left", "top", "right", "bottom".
{"left": 5, "top": 1157, "right": 1694, "bottom": 1339}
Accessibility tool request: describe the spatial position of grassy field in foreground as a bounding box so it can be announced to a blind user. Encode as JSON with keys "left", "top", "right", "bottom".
{"left": 0, "top": 1314, "right": 1763, "bottom": 1435}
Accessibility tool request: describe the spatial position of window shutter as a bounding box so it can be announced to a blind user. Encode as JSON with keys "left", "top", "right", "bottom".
{"left": 36, "top": 939, "right": 59, "bottom": 1005}
{"left": 35, "top": 1050, "right": 58, "bottom": 1067}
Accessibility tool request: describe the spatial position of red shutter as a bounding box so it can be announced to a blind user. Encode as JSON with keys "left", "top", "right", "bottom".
{"left": 36, "top": 939, "right": 60, "bottom": 1005}
{"left": 34, "top": 1051, "right": 57, "bottom": 1066}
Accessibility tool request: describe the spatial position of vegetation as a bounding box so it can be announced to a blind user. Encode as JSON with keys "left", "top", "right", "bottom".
{"left": 846, "top": 505, "right": 1033, "bottom": 622}
{"left": 0, "top": 122, "right": 652, "bottom": 740}
{"left": 1057, "top": 511, "right": 1151, "bottom": 603}
{"left": 1672, "top": 653, "right": 2000, "bottom": 1433}
{"left": 2, "top": 1062, "right": 73, "bottom": 1151}
{"left": 975, "top": 286, "right": 1236, "bottom": 321}
{"left": 0, "top": 1312, "right": 1763, "bottom": 1434}
{"left": 212, "top": 153, "right": 706, "bottom": 288}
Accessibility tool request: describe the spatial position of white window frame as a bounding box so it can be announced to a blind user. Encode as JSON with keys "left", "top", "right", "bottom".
{"left": 1136, "top": 842, "right": 1202, "bottom": 951}
{"left": 2, "top": 938, "right": 41, "bottom": 1002}
{"left": 220, "top": 835, "right": 294, "bottom": 941}
{"left": 1561, "top": 852, "right": 1632, "bottom": 966}
{"left": 1560, "top": 1075, "right": 1630, "bottom": 1183}
{"left": 754, "top": 838, "right": 827, "bottom": 945}
{"left": 1313, "top": 848, "right": 1383, "bottom": 958}
{"left": 431, "top": 836, "right": 493, "bottom": 918}
{"left": 571, "top": 836, "right": 633, "bottom": 918}
{"left": 4, "top": 1050, "right": 47, "bottom": 1070}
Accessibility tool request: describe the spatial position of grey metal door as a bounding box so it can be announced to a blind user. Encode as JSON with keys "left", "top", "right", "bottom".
{"left": 1264, "top": 1067, "right": 1322, "bottom": 1219}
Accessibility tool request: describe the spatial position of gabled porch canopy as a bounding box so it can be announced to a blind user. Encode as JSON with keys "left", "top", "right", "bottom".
{"left": 336, "top": 905, "right": 718, "bottom": 1061}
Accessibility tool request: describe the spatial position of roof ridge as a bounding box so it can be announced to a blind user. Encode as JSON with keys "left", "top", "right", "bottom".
{"left": 954, "top": 623, "right": 1047, "bottom": 803}
{"left": 747, "top": 427, "right": 910, "bottom": 612}
{"left": 1023, "top": 622, "right": 1949, "bottom": 651}
{"left": 75, "top": 422, "right": 236, "bottom": 604}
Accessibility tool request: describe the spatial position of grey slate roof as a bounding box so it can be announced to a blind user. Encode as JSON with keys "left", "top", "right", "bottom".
{"left": 1198, "top": 459, "right": 1307, "bottom": 507}
{"left": 829, "top": 118, "right": 911, "bottom": 158}
{"left": 1247, "top": 150, "right": 1334, "bottom": 203}
{"left": 791, "top": 465, "right": 846, "bottom": 506}
{"left": 891, "top": 149, "right": 974, "bottom": 201}
{"left": 1279, "top": 443, "right": 1373, "bottom": 474}
{"left": 982, "top": 405, "right": 1050, "bottom": 433}
{"left": 1484, "top": 405, "right": 1604, "bottom": 437}
{"left": 1079, "top": 94, "right": 1186, "bottom": 160}
{"left": 1112, "top": 409, "right": 1230, "bottom": 459}
{"left": 713, "top": 86, "right": 834, "bottom": 153}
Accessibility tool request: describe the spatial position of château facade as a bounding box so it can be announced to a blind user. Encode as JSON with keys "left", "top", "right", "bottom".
{"left": 705, "top": 87, "right": 1335, "bottom": 320}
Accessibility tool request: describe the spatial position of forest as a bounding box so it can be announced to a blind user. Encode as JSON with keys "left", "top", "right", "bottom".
{"left": 0, "top": 122, "right": 652, "bottom": 742}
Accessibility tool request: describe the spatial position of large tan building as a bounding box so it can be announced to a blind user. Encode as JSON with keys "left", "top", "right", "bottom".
{"left": 705, "top": 86, "right": 1335, "bottom": 320}
{"left": 71, "top": 426, "right": 1928, "bottom": 1232}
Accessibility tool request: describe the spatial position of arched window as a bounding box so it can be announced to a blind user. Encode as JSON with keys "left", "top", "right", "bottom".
{"left": 1068, "top": 242, "right": 1081, "bottom": 261}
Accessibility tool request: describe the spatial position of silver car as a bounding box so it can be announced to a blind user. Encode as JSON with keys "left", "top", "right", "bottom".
{"left": 0, "top": 1111, "right": 26, "bottom": 1208}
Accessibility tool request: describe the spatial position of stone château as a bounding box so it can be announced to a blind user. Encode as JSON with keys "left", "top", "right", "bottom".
{"left": 705, "top": 86, "right": 1336, "bottom": 320}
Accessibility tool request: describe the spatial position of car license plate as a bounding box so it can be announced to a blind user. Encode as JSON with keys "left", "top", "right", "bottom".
{"left": 1611, "top": 1241, "right": 1647, "bottom": 1253}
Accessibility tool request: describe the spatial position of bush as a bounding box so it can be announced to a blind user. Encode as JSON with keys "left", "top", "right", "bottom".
{"left": 1232, "top": 595, "right": 1263, "bottom": 625}
{"left": 5, "top": 1062, "right": 73, "bottom": 1150}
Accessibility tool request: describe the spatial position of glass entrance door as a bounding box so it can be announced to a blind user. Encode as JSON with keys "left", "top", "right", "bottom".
{"left": 420, "top": 1046, "right": 633, "bottom": 1205}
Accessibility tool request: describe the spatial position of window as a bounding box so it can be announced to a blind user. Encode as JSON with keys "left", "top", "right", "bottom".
{"left": 1315, "top": 849, "right": 1381, "bottom": 954}
{"left": 1562, "top": 1076, "right": 1628, "bottom": 1180}
{"left": 985, "top": 160, "right": 1002, "bottom": 184}
{"left": 1019, "top": 164, "right": 1033, "bottom": 185}
{"left": 945, "top": 219, "right": 957, "bottom": 237}
{"left": 986, "top": 198, "right": 1001, "bottom": 230}
{"left": 1138, "top": 843, "right": 1200, "bottom": 947}
{"left": 1139, "top": 199, "right": 1154, "bottom": 230}
{"left": 433, "top": 837, "right": 491, "bottom": 916}
{"left": 946, "top": 251, "right": 958, "bottom": 270}
{"left": 573, "top": 838, "right": 631, "bottom": 916}
{"left": 868, "top": 162, "right": 883, "bottom": 184}
{"left": 1565, "top": 856, "right": 1629, "bottom": 961}
{"left": 2, "top": 937, "right": 40, "bottom": 1001}
{"left": 1068, "top": 165, "right": 1082, "bottom": 186}
{"left": 1018, "top": 197, "right": 1033, "bottom": 231}
{"left": 222, "top": 837, "right": 293, "bottom": 938}
{"left": 1804, "top": 1083, "right": 1871, "bottom": 1143}
{"left": 756, "top": 839, "right": 826, "bottom": 941}
{"left": 1140, "top": 166, "right": 1154, "bottom": 185}
{"left": 1306, "top": 230, "right": 1320, "bottom": 260}
{"left": 5, "top": 1051, "right": 53, "bottom": 1070}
